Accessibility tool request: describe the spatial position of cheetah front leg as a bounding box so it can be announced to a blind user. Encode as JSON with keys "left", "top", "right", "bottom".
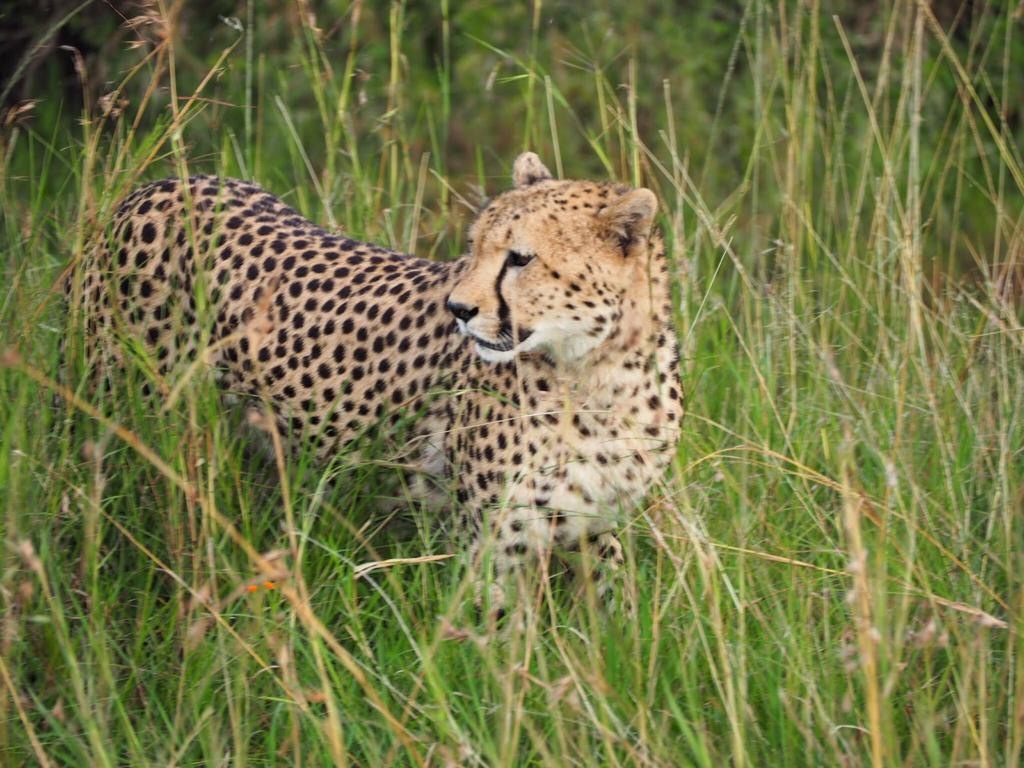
{"left": 468, "top": 535, "right": 527, "bottom": 624}
{"left": 467, "top": 521, "right": 562, "bottom": 625}
{"left": 575, "top": 531, "right": 634, "bottom": 616}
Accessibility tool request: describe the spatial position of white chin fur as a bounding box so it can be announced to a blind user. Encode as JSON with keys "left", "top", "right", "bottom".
{"left": 467, "top": 323, "right": 609, "bottom": 364}
{"left": 520, "top": 324, "right": 608, "bottom": 362}
{"left": 474, "top": 343, "right": 517, "bottom": 363}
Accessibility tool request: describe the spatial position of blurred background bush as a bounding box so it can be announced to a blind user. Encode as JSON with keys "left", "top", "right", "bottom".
{"left": 3, "top": 1, "right": 1021, "bottom": 278}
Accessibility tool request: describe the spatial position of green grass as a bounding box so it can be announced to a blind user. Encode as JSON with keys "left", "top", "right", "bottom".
{"left": 1, "top": 1, "right": 1022, "bottom": 765}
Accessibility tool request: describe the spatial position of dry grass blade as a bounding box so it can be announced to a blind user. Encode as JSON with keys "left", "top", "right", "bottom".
{"left": 354, "top": 554, "right": 456, "bottom": 580}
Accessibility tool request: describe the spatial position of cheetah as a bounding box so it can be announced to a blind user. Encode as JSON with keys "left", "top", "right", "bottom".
{"left": 71, "top": 153, "right": 684, "bottom": 616}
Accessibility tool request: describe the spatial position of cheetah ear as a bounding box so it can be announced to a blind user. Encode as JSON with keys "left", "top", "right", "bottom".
{"left": 512, "top": 152, "right": 553, "bottom": 188}
{"left": 599, "top": 188, "right": 657, "bottom": 253}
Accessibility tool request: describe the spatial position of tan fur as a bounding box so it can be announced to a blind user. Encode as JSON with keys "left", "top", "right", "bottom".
{"left": 72, "top": 154, "right": 684, "bottom": 616}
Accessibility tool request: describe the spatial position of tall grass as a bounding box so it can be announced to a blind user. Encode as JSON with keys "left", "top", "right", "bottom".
{"left": 1, "top": 1, "right": 1021, "bottom": 764}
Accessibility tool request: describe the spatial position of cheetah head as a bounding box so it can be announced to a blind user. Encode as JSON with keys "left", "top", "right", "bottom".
{"left": 446, "top": 153, "right": 660, "bottom": 364}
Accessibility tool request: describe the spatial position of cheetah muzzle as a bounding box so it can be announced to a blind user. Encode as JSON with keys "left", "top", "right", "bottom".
{"left": 72, "top": 152, "right": 685, "bottom": 619}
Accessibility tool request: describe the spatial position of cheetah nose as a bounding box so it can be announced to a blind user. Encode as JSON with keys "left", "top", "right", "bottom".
{"left": 446, "top": 299, "right": 479, "bottom": 323}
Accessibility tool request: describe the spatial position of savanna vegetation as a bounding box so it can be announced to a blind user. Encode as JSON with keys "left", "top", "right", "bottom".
{"left": 1, "top": 1, "right": 1022, "bottom": 765}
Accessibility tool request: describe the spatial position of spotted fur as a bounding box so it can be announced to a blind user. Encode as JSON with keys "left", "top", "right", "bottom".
{"left": 72, "top": 153, "right": 684, "bottom": 615}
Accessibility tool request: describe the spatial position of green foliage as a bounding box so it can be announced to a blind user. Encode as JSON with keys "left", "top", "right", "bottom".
{"left": 1, "top": 1, "right": 1022, "bottom": 765}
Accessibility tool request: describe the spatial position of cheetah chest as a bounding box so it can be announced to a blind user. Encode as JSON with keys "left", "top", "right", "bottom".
{"left": 510, "top": 364, "right": 679, "bottom": 539}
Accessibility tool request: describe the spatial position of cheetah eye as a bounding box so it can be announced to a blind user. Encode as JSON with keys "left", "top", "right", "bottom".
{"left": 506, "top": 250, "right": 533, "bottom": 269}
